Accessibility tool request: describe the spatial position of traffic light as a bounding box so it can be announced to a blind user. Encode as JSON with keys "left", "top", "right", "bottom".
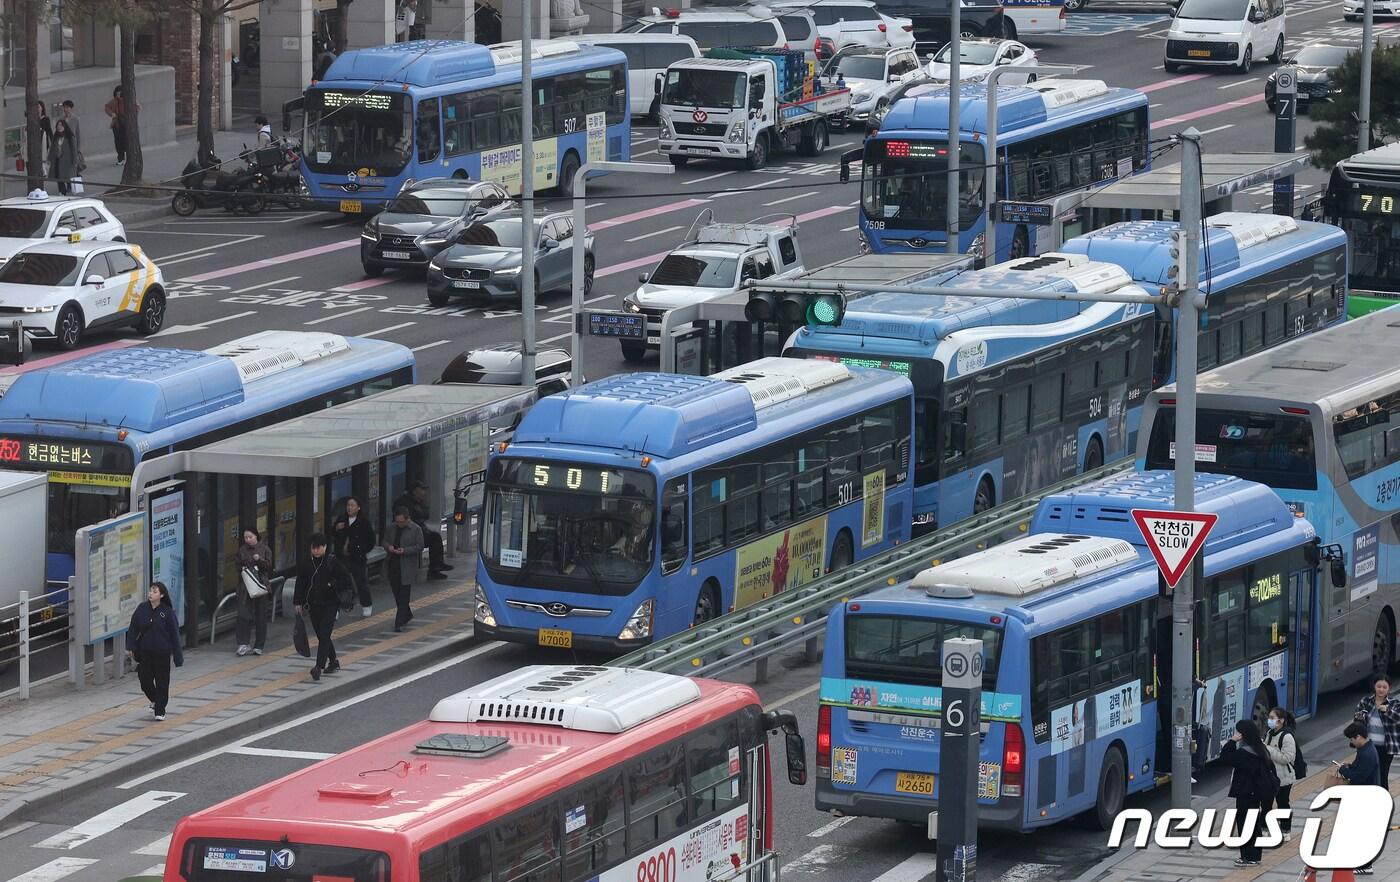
{"left": 1166, "top": 229, "right": 1184, "bottom": 296}
{"left": 745, "top": 291, "right": 846, "bottom": 327}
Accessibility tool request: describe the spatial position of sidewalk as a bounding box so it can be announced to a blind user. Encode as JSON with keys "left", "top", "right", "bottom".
{"left": 0, "top": 551, "right": 478, "bottom": 828}
{"left": 1077, "top": 760, "right": 1400, "bottom": 882}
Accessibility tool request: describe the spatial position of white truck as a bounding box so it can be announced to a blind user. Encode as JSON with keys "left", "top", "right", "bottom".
{"left": 657, "top": 54, "right": 852, "bottom": 170}
{"left": 0, "top": 470, "right": 50, "bottom": 670}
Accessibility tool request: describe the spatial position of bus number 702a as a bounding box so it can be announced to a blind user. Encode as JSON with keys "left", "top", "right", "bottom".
{"left": 634, "top": 847, "right": 677, "bottom": 882}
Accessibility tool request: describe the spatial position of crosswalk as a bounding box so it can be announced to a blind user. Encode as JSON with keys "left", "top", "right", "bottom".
{"left": 0, "top": 793, "right": 185, "bottom": 882}
{"left": 33, "top": 793, "right": 183, "bottom": 851}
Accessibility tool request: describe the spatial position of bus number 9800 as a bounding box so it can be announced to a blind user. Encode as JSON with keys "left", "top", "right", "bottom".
{"left": 634, "top": 847, "right": 677, "bottom": 882}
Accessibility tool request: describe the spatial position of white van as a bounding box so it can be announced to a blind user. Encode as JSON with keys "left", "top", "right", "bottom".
{"left": 581, "top": 34, "right": 701, "bottom": 117}
{"left": 1164, "top": 0, "right": 1285, "bottom": 73}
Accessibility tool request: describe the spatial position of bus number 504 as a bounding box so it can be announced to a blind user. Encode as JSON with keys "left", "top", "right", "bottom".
{"left": 635, "top": 847, "right": 677, "bottom": 882}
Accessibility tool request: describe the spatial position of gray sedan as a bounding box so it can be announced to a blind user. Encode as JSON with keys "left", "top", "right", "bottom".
{"left": 426, "top": 210, "right": 596, "bottom": 306}
{"left": 360, "top": 178, "right": 512, "bottom": 276}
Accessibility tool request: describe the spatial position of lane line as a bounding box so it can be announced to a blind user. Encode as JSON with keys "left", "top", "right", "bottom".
{"left": 633, "top": 149, "right": 659, "bottom": 158}
{"left": 0, "top": 340, "right": 137, "bottom": 376}
{"left": 118, "top": 642, "right": 510, "bottom": 790}
{"left": 232, "top": 275, "right": 300, "bottom": 294}
{"left": 1151, "top": 94, "right": 1258, "bottom": 129}
{"left": 3, "top": 858, "right": 100, "bottom": 882}
{"left": 625, "top": 224, "right": 684, "bottom": 243}
{"left": 151, "top": 310, "right": 258, "bottom": 337}
{"left": 138, "top": 865, "right": 165, "bottom": 878}
{"left": 1217, "top": 77, "right": 1259, "bottom": 89}
{"left": 807, "top": 816, "right": 856, "bottom": 838}
{"left": 764, "top": 190, "right": 820, "bottom": 207}
{"left": 686, "top": 171, "right": 736, "bottom": 185}
{"left": 1198, "top": 123, "right": 1235, "bottom": 135}
{"left": 34, "top": 791, "right": 185, "bottom": 850}
{"left": 333, "top": 277, "right": 397, "bottom": 292}
{"left": 712, "top": 176, "right": 791, "bottom": 198}
{"left": 540, "top": 332, "right": 572, "bottom": 344}
{"left": 134, "top": 835, "right": 172, "bottom": 856}
{"left": 1137, "top": 72, "right": 1212, "bottom": 93}
{"left": 357, "top": 321, "right": 416, "bottom": 338}
{"left": 153, "top": 252, "right": 219, "bottom": 267}
{"left": 784, "top": 844, "right": 845, "bottom": 875}
{"left": 586, "top": 202, "right": 607, "bottom": 209}
{"left": 592, "top": 198, "right": 710, "bottom": 230}
{"left": 305, "top": 306, "right": 372, "bottom": 325}
{"left": 1149, "top": 102, "right": 1163, "bottom": 108}
{"left": 0, "top": 821, "right": 37, "bottom": 840}
{"left": 148, "top": 235, "right": 261, "bottom": 262}
{"left": 871, "top": 853, "right": 938, "bottom": 882}
{"left": 410, "top": 340, "right": 454, "bottom": 353}
{"left": 840, "top": 224, "right": 859, "bottom": 232}
{"left": 227, "top": 746, "right": 336, "bottom": 760}
{"left": 181, "top": 239, "right": 358, "bottom": 282}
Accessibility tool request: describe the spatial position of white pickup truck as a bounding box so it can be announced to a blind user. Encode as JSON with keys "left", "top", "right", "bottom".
{"left": 621, "top": 210, "right": 806, "bottom": 362}
{"left": 658, "top": 54, "right": 852, "bottom": 170}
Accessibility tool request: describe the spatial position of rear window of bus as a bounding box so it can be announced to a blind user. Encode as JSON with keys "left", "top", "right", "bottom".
{"left": 845, "top": 615, "right": 1002, "bottom": 689}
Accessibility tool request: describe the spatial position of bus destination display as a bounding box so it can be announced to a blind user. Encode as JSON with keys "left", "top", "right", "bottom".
{"left": 0, "top": 436, "right": 129, "bottom": 472}
{"left": 1349, "top": 191, "right": 1400, "bottom": 215}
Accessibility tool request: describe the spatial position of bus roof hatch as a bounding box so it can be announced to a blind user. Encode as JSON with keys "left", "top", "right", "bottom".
{"left": 912, "top": 533, "right": 1139, "bottom": 598}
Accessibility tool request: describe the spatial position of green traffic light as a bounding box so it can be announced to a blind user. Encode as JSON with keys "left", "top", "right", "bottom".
{"left": 808, "top": 296, "right": 841, "bottom": 326}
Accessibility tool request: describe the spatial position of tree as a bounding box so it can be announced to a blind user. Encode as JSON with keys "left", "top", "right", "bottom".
{"left": 335, "top": 0, "right": 353, "bottom": 53}
{"left": 22, "top": 0, "right": 43, "bottom": 191}
{"left": 162, "top": 0, "right": 262, "bottom": 160}
{"left": 1305, "top": 43, "right": 1400, "bottom": 169}
{"left": 71, "top": 0, "right": 153, "bottom": 186}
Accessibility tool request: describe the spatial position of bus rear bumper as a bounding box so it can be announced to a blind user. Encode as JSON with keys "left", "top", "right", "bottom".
{"left": 473, "top": 621, "right": 650, "bottom": 654}
{"left": 815, "top": 783, "right": 1025, "bottom": 830}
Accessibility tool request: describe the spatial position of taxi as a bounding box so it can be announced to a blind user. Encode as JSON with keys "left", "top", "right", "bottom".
{"left": 0, "top": 193, "right": 126, "bottom": 266}
{"left": 0, "top": 238, "right": 166, "bottom": 350}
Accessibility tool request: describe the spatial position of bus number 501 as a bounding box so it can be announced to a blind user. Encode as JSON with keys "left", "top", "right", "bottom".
{"left": 636, "top": 847, "right": 677, "bottom": 882}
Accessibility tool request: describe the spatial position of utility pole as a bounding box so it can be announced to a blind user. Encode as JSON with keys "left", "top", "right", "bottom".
{"left": 934, "top": 637, "right": 982, "bottom": 882}
{"left": 1360, "top": 0, "right": 1374, "bottom": 152}
{"left": 519, "top": 2, "right": 537, "bottom": 386}
{"left": 944, "top": 8, "right": 961, "bottom": 256}
{"left": 1169, "top": 127, "right": 1203, "bottom": 811}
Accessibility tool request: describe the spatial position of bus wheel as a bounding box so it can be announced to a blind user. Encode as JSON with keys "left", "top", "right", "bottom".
{"left": 557, "top": 152, "right": 580, "bottom": 198}
{"left": 974, "top": 478, "right": 996, "bottom": 514}
{"left": 1092, "top": 746, "right": 1127, "bottom": 831}
{"left": 1372, "top": 616, "right": 1394, "bottom": 679}
{"left": 693, "top": 583, "right": 720, "bottom": 626}
{"left": 830, "top": 531, "right": 854, "bottom": 572}
{"left": 1084, "top": 437, "right": 1104, "bottom": 472}
{"left": 1010, "top": 225, "right": 1031, "bottom": 260}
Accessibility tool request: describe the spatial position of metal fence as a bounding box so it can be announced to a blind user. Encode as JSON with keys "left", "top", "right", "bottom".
{"left": 1, "top": 581, "right": 74, "bottom": 700}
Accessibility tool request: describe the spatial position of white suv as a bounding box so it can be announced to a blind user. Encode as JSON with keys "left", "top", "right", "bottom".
{"left": 623, "top": 9, "right": 787, "bottom": 51}
{"left": 0, "top": 194, "right": 125, "bottom": 266}
{"left": 763, "top": 0, "right": 914, "bottom": 51}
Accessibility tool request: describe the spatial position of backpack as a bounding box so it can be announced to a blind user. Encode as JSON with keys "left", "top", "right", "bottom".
{"left": 1291, "top": 731, "right": 1307, "bottom": 779}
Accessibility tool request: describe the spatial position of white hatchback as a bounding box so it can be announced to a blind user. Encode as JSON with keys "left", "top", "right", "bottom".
{"left": 0, "top": 240, "right": 166, "bottom": 350}
{"left": 925, "top": 38, "right": 1039, "bottom": 83}
{"left": 0, "top": 194, "right": 126, "bottom": 266}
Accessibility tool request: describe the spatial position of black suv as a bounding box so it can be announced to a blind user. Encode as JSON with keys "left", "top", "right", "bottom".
{"left": 877, "top": 0, "right": 1012, "bottom": 42}
{"left": 359, "top": 178, "right": 512, "bottom": 277}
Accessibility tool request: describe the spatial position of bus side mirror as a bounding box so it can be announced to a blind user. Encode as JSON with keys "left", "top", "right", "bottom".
{"left": 763, "top": 709, "right": 808, "bottom": 786}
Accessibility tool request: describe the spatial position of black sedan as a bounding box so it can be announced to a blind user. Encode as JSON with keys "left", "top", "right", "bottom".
{"left": 426, "top": 210, "right": 595, "bottom": 307}
{"left": 359, "top": 178, "right": 512, "bottom": 276}
{"left": 1265, "top": 44, "right": 1351, "bottom": 112}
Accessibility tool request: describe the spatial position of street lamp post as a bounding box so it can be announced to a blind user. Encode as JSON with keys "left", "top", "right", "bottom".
{"left": 570, "top": 160, "right": 675, "bottom": 388}
{"left": 1360, "top": 0, "right": 1375, "bottom": 152}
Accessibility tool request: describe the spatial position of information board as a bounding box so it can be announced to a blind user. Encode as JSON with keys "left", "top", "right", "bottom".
{"left": 997, "top": 201, "right": 1054, "bottom": 226}
{"left": 149, "top": 485, "right": 186, "bottom": 625}
{"left": 587, "top": 311, "right": 646, "bottom": 339}
{"left": 77, "top": 511, "right": 148, "bottom": 644}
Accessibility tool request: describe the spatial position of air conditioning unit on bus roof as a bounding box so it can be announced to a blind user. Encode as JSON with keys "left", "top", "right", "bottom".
{"left": 1002, "top": 253, "right": 1137, "bottom": 298}
{"left": 490, "top": 40, "right": 581, "bottom": 65}
{"left": 1206, "top": 211, "right": 1298, "bottom": 250}
{"left": 205, "top": 331, "right": 350, "bottom": 384}
{"left": 1029, "top": 79, "right": 1110, "bottom": 108}
{"left": 430, "top": 665, "right": 702, "bottom": 734}
{"left": 713, "top": 356, "right": 851, "bottom": 410}
{"left": 912, "top": 533, "right": 1138, "bottom": 598}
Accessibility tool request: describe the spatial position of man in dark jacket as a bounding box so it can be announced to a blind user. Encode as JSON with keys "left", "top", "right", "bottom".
{"left": 395, "top": 480, "right": 450, "bottom": 580}
{"left": 1340, "top": 720, "right": 1383, "bottom": 874}
{"left": 294, "top": 533, "right": 353, "bottom": 681}
{"left": 333, "top": 496, "right": 376, "bottom": 617}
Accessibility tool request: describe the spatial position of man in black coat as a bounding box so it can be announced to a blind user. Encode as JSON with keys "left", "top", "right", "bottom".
{"left": 294, "top": 533, "right": 353, "bottom": 681}
{"left": 394, "top": 480, "right": 451, "bottom": 580}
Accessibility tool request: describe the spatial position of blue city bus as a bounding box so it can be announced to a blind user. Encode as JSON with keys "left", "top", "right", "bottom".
{"left": 473, "top": 357, "right": 915, "bottom": 650}
{"left": 856, "top": 79, "right": 1150, "bottom": 262}
{"left": 1140, "top": 308, "right": 1400, "bottom": 688}
{"left": 301, "top": 39, "right": 630, "bottom": 212}
{"left": 815, "top": 470, "right": 1322, "bottom": 831}
{"left": 784, "top": 253, "right": 1155, "bottom": 532}
{"left": 1060, "top": 211, "right": 1349, "bottom": 384}
{"left": 0, "top": 332, "right": 415, "bottom": 612}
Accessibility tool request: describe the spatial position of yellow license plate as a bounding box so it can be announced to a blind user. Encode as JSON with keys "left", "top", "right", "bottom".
{"left": 538, "top": 628, "right": 573, "bottom": 648}
{"left": 894, "top": 772, "right": 935, "bottom": 795}
{"left": 1187, "top": 49, "right": 1211, "bottom": 57}
{"left": 340, "top": 199, "right": 363, "bottom": 213}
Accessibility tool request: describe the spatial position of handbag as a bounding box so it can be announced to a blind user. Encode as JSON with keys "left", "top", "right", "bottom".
{"left": 76, "top": 150, "right": 87, "bottom": 173}
{"left": 241, "top": 566, "right": 269, "bottom": 599}
{"left": 292, "top": 611, "right": 311, "bottom": 658}
{"left": 71, "top": 175, "right": 84, "bottom": 194}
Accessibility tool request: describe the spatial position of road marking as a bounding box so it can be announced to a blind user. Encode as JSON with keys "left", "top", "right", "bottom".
{"left": 592, "top": 198, "right": 710, "bottom": 230}
{"left": 1199, "top": 123, "right": 1235, "bottom": 135}
{"left": 232, "top": 275, "right": 300, "bottom": 294}
{"left": 631, "top": 136, "right": 659, "bottom": 145}
{"left": 3, "top": 858, "right": 100, "bottom": 882}
{"left": 807, "top": 816, "right": 856, "bottom": 838}
{"left": 137, "top": 865, "right": 165, "bottom": 879}
{"left": 152, "top": 311, "right": 258, "bottom": 337}
{"left": 768, "top": 680, "right": 821, "bottom": 710}
{"left": 227, "top": 746, "right": 336, "bottom": 760}
{"left": 1149, "top": 102, "right": 1163, "bottom": 108}
{"left": 634, "top": 149, "right": 659, "bottom": 157}
{"left": 304, "top": 306, "right": 373, "bottom": 325}
{"left": 333, "top": 277, "right": 397, "bottom": 292}
{"left": 0, "top": 340, "right": 138, "bottom": 376}
{"left": 1137, "top": 72, "right": 1212, "bottom": 93}
{"left": 357, "top": 321, "right": 416, "bottom": 338}
{"left": 149, "top": 235, "right": 262, "bottom": 262}
{"left": 134, "top": 835, "right": 171, "bottom": 856}
{"left": 598, "top": 250, "right": 671, "bottom": 279}
{"left": 1217, "top": 77, "right": 1259, "bottom": 89}
{"left": 784, "top": 844, "right": 845, "bottom": 874}
{"left": 713, "top": 176, "right": 791, "bottom": 198}
{"left": 322, "top": 220, "right": 354, "bottom": 229}
{"left": 120, "top": 642, "right": 510, "bottom": 790}
{"left": 0, "top": 821, "right": 37, "bottom": 840}
{"left": 586, "top": 202, "right": 607, "bottom": 209}
{"left": 410, "top": 340, "right": 453, "bottom": 353}
{"left": 35, "top": 791, "right": 185, "bottom": 850}
{"left": 840, "top": 224, "right": 860, "bottom": 232}
{"left": 687, "top": 170, "right": 735, "bottom": 185}
{"left": 625, "top": 224, "right": 684, "bottom": 243}
{"left": 870, "top": 853, "right": 938, "bottom": 882}
{"left": 539, "top": 332, "right": 572, "bottom": 344}
{"left": 181, "top": 239, "right": 358, "bottom": 283}
{"left": 764, "top": 190, "right": 820, "bottom": 207}
{"left": 1151, "top": 94, "right": 1258, "bottom": 129}
{"left": 793, "top": 205, "right": 849, "bottom": 224}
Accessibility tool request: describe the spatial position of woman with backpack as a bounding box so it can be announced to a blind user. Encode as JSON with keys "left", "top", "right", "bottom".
{"left": 1219, "top": 718, "right": 1277, "bottom": 867}
{"left": 1263, "top": 707, "right": 1301, "bottom": 841}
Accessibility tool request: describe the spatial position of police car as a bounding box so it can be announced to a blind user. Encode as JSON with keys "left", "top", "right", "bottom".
{"left": 0, "top": 239, "right": 166, "bottom": 349}
{"left": 0, "top": 194, "right": 126, "bottom": 266}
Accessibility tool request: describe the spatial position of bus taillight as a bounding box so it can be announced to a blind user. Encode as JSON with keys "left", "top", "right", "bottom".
{"left": 816, "top": 704, "right": 832, "bottom": 779}
{"left": 1002, "top": 723, "right": 1024, "bottom": 797}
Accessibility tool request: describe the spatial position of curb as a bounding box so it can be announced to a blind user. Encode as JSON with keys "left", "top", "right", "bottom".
{"left": 0, "top": 627, "right": 480, "bottom": 829}
{"left": 102, "top": 198, "right": 174, "bottom": 227}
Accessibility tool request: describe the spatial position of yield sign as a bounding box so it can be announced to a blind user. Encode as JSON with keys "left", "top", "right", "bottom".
{"left": 1131, "top": 508, "right": 1219, "bottom": 589}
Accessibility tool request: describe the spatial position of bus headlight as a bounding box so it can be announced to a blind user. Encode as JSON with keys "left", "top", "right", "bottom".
{"left": 474, "top": 587, "right": 497, "bottom": 627}
{"left": 618, "top": 598, "right": 654, "bottom": 641}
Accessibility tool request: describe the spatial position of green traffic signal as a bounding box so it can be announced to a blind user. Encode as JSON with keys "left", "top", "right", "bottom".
{"left": 806, "top": 293, "right": 844, "bottom": 326}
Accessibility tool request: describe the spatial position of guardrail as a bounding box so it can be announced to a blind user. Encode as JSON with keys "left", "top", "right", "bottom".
{"left": 1, "top": 582, "right": 74, "bottom": 700}
{"left": 617, "top": 459, "right": 1133, "bottom": 680}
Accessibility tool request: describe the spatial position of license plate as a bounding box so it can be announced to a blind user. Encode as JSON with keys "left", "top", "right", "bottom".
{"left": 1187, "top": 49, "right": 1211, "bottom": 57}
{"left": 382, "top": 250, "right": 413, "bottom": 260}
{"left": 452, "top": 280, "right": 480, "bottom": 289}
{"left": 894, "top": 772, "right": 934, "bottom": 795}
{"left": 340, "top": 199, "right": 362, "bottom": 213}
{"left": 538, "top": 628, "right": 573, "bottom": 648}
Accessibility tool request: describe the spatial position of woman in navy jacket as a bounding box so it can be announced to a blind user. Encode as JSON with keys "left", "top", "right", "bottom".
{"left": 125, "top": 582, "right": 184, "bottom": 721}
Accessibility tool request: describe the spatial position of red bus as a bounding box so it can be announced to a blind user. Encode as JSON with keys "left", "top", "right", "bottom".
{"left": 164, "top": 666, "right": 807, "bottom": 882}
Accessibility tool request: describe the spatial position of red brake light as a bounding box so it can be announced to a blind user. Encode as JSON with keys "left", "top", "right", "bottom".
{"left": 665, "top": 7, "right": 680, "bottom": 16}
{"left": 1160, "top": 398, "right": 1176, "bottom": 406}
{"left": 816, "top": 704, "right": 832, "bottom": 778}
{"left": 1002, "top": 722, "right": 1025, "bottom": 797}
{"left": 1281, "top": 406, "right": 1310, "bottom": 415}
{"left": 1060, "top": 4, "right": 1067, "bottom": 15}
{"left": 878, "top": 22, "right": 887, "bottom": 30}
{"left": 903, "top": 23, "right": 914, "bottom": 30}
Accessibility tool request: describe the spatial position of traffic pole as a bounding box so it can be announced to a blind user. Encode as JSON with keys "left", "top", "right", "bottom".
{"left": 520, "top": 2, "right": 537, "bottom": 387}
{"left": 1170, "top": 128, "right": 1203, "bottom": 811}
{"left": 945, "top": 3, "right": 961, "bottom": 256}
{"left": 1272, "top": 64, "right": 1296, "bottom": 217}
{"left": 1360, "top": 0, "right": 1374, "bottom": 152}
{"left": 935, "top": 637, "right": 981, "bottom": 882}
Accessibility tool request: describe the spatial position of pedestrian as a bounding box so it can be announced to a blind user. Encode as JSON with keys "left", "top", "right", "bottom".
{"left": 1353, "top": 674, "right": 1400, "bottom": 786}
{"left": 255, "top": 114, "right": 273, "bottom": 147}
{"left": 293, "top": 533, "right": 352, "bottom": 681}
{"left": 395, "top": 0, "right": 417, "bottom": 41}
{"left": 1263, "top": 706, "right": 1299, "bottom": 841}
{"left": 32, "top": 101, "right": 52, "bottom": 167}
{"left": 48, "top": 119, "right": 78, "bottom": 195}
{"left": 124, "top": 582, "right": 184, "bottom": 722}
{"left": 234, "top": 527, "right": 273, "bottom": 656}
{"left": 60, "top": 99, "right": 82, "bottom": 154}
{"left": 395, "top": 480, "right": 451, "bottom": 580}
{"left": 383, "top": 506, "right": 424, "bottom": 632}
{"left": 1218, "top": 718, "right": 1276, "bottom": 867}
{"left": 332, "top": 496, "right": 376, "bottom": 617}
{"left": 104, "top": 85, "right": 130, "bottom": 165}
{"left": 1338, "top": 720, "right": 1383, "bottom": 874}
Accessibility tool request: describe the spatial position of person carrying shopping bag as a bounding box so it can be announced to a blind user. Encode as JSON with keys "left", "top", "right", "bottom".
{"left": 234, "top": 528, "right": 273, "bottom": 656}
{"left": 125, "top": 582, "right": 184, "bottom": 721}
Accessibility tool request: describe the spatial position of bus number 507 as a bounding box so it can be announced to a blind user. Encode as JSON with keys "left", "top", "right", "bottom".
{"left": 635, "top": 847, "right": 677, "bottom": 882}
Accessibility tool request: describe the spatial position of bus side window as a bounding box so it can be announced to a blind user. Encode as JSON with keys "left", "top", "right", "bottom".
{"left": 661, "top": 479, "right": 689, "bottom": 575}
{"left": 688, "top": 717, "right": 745, "bottom": 821}
{"left": 969, "top": 389, "right": 999, "bottom": 452}
{"left": 416, "top": 98, "right": 440, "bottom": 162}
{"left": 944, "top": 407, "right": 967, "bottom": 463}
{"left": 493, "top": 802, "right": 560, "bottom": 882}
{"left": 562, "top": 772, "right": 626, "bottom": 881}
{"left": 627, "top": 743, "right": 689, "bottom": 852}
{"left": 693, "top": 468, "right": 726, "bottom": 559}
{"left": 419, "top": 832, "right": 490, "bottom": 882}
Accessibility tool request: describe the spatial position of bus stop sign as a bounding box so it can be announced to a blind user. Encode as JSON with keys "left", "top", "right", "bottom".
{"left": 1131, "top": 509, "right": 1218, "bottom": 589}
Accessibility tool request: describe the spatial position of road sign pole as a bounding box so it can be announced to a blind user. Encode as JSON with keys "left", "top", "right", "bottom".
{"left": 1273, "top": 65, "right": 1296, "bottom": 217}
{"left": 935, "top": 637, "right": 981, "bottom": 882}
{"left": 945, "top": 2, "right": 961, "bottom": 257}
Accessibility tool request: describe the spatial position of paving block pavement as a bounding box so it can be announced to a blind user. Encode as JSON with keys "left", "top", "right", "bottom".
{"left": 0, "top": 565, "right": 479, "bottom": 828}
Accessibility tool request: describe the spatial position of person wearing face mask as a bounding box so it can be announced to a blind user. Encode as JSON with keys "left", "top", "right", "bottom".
{"left": 1219, "top": 718, "right": 1278, "bottom": 867}
{"left": 1262, "top": 707, "right": 1299, "bottom": 841}
{"left": 1353, "top": 674, "right": 1400, "bottom": 786}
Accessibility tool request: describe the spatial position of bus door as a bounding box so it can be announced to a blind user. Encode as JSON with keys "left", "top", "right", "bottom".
{"left": 745, "top": 743, "right": 768, "bottom": 882}
{"left": 1289, "top": 568, "right": 1317, "bottom": 719}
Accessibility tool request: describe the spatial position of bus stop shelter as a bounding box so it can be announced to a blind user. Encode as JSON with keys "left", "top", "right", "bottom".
{"left": 130, "top": 383, "right": 535, "bottom": 641}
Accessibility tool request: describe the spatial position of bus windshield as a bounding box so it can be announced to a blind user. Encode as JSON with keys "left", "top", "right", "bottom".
{"left": 1144, "top": 407, "right": 1318, "bottom": 490}
{"left": 862, "top": 141, "right": 985, "bottom": 230}
{"left": 845, "top": 615, "right": 1002, "bottom": 690}
{"left": 663, "top": 68, "right": 745, "bottom": 108}
{"left": 1334, "top": 213, "right": 1400, "bottom": 293}
{"left": 182, "top": 840, "right": 390, "bottom": 882}
{"left": 481, "top": 458, "right": 657, "bottom": 594}
{"left": 305, "top": 90, "right": 412, "bottom": 177}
